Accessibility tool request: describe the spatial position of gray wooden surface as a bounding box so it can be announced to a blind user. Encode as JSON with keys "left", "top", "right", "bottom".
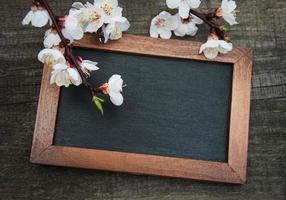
{"left": 0, "top": 0, "right": 285, "bottom": 199}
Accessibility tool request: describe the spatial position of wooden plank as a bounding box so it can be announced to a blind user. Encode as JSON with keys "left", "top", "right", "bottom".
{"left": 33, "top": 146, "right": 242, "bottom": 184}
{"left": 0, "top": 0, "right": 285, "bottom": 199}
{"left": 72, "top": 34, "right": 249, "bottom": 63}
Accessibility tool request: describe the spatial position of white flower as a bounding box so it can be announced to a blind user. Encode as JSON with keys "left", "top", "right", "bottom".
{"left": 108, "top": 74, "right": 124, "bottom": 106}
{"left": 71, "top": 0, "right": 129, "bottom": 42}
{"left": 166, "top": 0, "right": 201, "bottom": 19}
{"left": 43, "top": 29, "right": 61, "bottom": 48}
{"left": 103, "top": 6, "right": 124, "bottom": 24}
{"left": 199, "top": 34, "right": 233, "bottom": 59}
{"left": 105, "top": 17, "right": 130, "bottom": 41}
{"left": 100, "top": 74, "right": 124, "bottom": 106}
{"left": 174, "top": 13, "right": 203, "bottom": 37}
{"left": 62, "top": 9, "right": 85, "bottom": 42}
{"left": 22, "top": 3, "right": 51, "bottom": 27}
{"left": 84, "top": 3, "right": 105, "bottom": 33}
{"left": 150, "top": 11, "right": 178, "bottom": 39}
{"left": 38, "top": 48, "right": 65, "bottom": 68}
{"left": 101, "top": 5, "right": 130, "bottom": 42}
{"left": 70, "top": 2, "right": 105, "bottom": 33}
{"left": 94, "top": 0, "right": 118, "bottom": 18}
{"left": 96, "top": 2, "right": 130, "bottom": 42}
{"left": 78, "top": 58, "right": 99, "bottom": 76}
{"left": 38, "top": 48, "right": 82, "bottom": 87}
{"left": 50, "top": 63, "right": 82, "bottom": 87}
{"left": 217, "top": 0, "right": 238, "bottom": 26}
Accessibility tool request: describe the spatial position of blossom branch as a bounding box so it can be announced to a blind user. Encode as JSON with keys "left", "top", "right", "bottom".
{"left": 23, "top": 0, "right": 129, "bottom": 114}
{"left": 150, "top": 0, "right": 238, "bottom": 59}
{"left": 38, "top": 0, "right": 96, "bottom": 97}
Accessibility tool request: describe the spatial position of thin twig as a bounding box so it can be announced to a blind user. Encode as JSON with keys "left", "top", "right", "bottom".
{"left": 189, "top": 8, "right": 226, "bottom": 40}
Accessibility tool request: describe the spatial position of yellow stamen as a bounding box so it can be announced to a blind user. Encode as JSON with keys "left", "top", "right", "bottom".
{"left": 110, "top": 26, "right": 122, "bottom": 40}
{"left": 90, "top": 12, "right": 100, "bottom": 23}
{"left": 103, "top": 3, "right": 113, "bottom": 15}
{"left": 45, "top": 54, "right": 54, "bottom": 68}
{"left": 232, "top": 9, "right": 239, "bottom": 17}
{"left": 155, "top": 18, "right": 166, "bottom": 28}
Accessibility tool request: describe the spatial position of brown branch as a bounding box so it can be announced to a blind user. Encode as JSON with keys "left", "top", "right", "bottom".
{"left": 189, "top": 8, "right": 226, "bottom": 40}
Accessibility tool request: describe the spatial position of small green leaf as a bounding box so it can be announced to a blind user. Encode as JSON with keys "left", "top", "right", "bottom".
{"left": 93, "top": 97, "right": 104, "bottom": 115}
{"left": 96, "top": 97, "right": 105, "bottom": 102}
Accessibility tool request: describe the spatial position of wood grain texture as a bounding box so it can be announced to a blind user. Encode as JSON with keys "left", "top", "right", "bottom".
{"left": 228, "top": 50, "right": 253, "bottom": 183}
{"left": 31, "top": 35, "right": 251, "bottom": 184}
{"left": 0, "top": 0, "right": 285, "bottom": 199}
{"left": 72, "top": 34, "right": 249, "bottom": 63}
{"left": 30, "top": 66, "right": 59, "bottom": 161}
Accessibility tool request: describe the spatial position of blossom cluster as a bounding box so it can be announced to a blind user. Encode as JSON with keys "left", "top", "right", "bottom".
{"left": 22, "top": 0, "right": 129, "bottom": 113}
{"left": 150, "top": 0, "right": 238, "bottom": 59}
{"left": 23, "top": 0, "right": 130, "bottom": 47}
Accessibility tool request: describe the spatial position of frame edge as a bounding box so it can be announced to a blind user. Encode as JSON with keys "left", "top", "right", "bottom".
{"left": 228, "top": 49, "right": 253, "bottom": 184}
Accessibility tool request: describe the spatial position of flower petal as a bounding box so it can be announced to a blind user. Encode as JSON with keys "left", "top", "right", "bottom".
{"left": 191, "top": 14, "right": 203, "bottom": 24}
{"left": 160, "top": 28, "right": 172, "bottom": 39}
{"left": 72, "top": 2, "right": 85, "bottom": 9}
{"left": 32, "top": 10, "right": 49, "bottom": 27}
{"left": 166, "top": 0, "right": 180, "bottom": 9}
{"left": 109, "top": 74, "right": 123, "bottom": 93}
{"left": 166, "top": 15, "right": 178, "bottom": 30}
{"left": 38, "top": 49, "right": 65, "bottom": 64}
{"left": 118, "top": 18, "right": 130, "bottom": 31}
{"left": 109, "top": 91, "right": 124, "bottom": 106}
{"left": 150, "top": 24, "right": 159, "bottom": 38}
{"left": 85, "top": 22, "right": 102, "bottom": 33}
{"left": 22, "top": 10, "right": 34, "bottom": 25}
{"left": 108, "top": 0, "right": 119, "bottom": 7}
{"left": 187, "top": 0, "right": 201, "bottom": 9}
{"left": 52, "top": 63, "right": 67, "bottom": 71}
{"left": 205, "top": 39, "right": 219, "bottom": 48}
{"left": 222, "top": 13, "right": 238, "bottom": 26}
{"left": 159, "top": 11, "right": 172, "bottom": 19}
{"left": 108, "top": 7, "right": 123, "bottom": 23}
{"left": 179, "top": 1, "right": 190, "bottom": 19}
{"left": 108, "top": 74, "right": 121, "bottom": 84}
{"left": 67, "top": 68, "right": 82, "bottom": 86}
{"left": 44, "top": 32, "right": 61, "bottom": 48}
{"left": 37, "top": 49, "right": 53, "bottom": 63}
{"left": 221, "top": 0, "right": 228, "bottom": 11}
{"left": 203, "top": 48, "right": 219, "bottom": 59}
{"left": 199, "top": 43, "right": 206, "bottom": 54}
{"left": 222, "top": 0, "right": 237, "bottom": 13}
{"left": 62, "top": 28, "right": 74, "bottom": 42}
{"left": 70, "top": 27, "right": 84, "bottom": 40}
{"left": 174, "top": 23, "right": 188, "bottom": 37}
{"left": 82, "top": 60, "right": 99, "bottom": 71}
{"left": 50, "top": 70, "right": 58, "bottom": 85}
{"left": 186, "top": 22, "right": 198, "bottom": 36}
{"left": 218, "top": 40, "right": 233, "bottom": 54}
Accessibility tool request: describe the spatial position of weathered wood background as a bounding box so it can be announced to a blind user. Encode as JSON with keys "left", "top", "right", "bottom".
{"left": 0, "top": 0, "right": 285, "bottom": 199}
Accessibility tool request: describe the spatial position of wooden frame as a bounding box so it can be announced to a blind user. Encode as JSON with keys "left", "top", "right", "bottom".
{"left": 30, "top": 34, "right": 253, "bottom": 184}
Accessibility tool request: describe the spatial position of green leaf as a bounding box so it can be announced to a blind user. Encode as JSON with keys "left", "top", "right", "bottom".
{"left": 96, "top": 97, "right": 105, "bottom": 102}
{"left": 93, "top": 97, "right": 104, "bottom": 115}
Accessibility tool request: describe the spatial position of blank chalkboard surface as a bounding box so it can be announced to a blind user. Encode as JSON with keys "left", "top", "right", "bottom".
{"left": 53, "top": 48, "right": 233, "bottom": 162}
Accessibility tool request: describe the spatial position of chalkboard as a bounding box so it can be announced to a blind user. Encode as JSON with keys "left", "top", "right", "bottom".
{"left": 31, "top": 35, "right": 252, "bottom": 183}
{"left": 54, "top": 48, "right": 233, "bottom": 162}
